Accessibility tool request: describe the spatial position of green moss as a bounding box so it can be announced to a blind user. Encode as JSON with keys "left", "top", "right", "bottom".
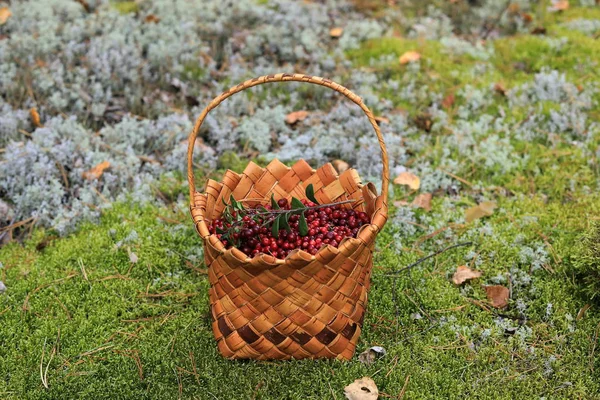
{"left": 494, "top": 32, "right": 600, "bottom": 84}
{"left": 217, "top": 151, "right": 247, "bottom": 173}
{"left": 0, "top": 193, "right": 598, "bottom": 398}
{"left": 571, "top": 222, "right": 600, "bottom": 302}
{"left": 110, "top": 1, "right": 139, "bottom": 14}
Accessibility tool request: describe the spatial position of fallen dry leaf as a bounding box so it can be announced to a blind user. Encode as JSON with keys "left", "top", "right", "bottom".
{"left": 521, "top": 12, "right": 533, "bottom": 23}
{"left": 284, "top": 110, "right": 309, "bottom": 125}
{"left": 465, "top": 201, "right": 496, "bottom": 223}
{"left": 393, "top": 172, "right": 420, "bottom": 191}
{"left": 452, "top": 265, "right": 482, "bottom": 285}
{"left": 412, "top": 193, "right": 432, "bottom": 211}
{"left": 507, "top": 3, "right": 520, "bottom": 13}
{"left": 549, "top": 0, "right": 569, "bottom": 11}
{"left": 441, "top": 93, "right": 455, "bottom": 109}
{"left": 145, "top": 14, "right": 160, "bottom": 23}
{"left": 399, "top": 50, "right": 421, "bottom": 65}
{"left": 344, "top": 377, "right": 379, "bottom": 400}
{"left": 330, "top": 27, "right": 343, "bottom": 38}
{"left": 374, "top": 115, "right": 390, "bottom": 125}
{"left": 494, "top": 82, "right": 507, "bottom": 96}
{"left": 0, "top": 7, "right": 11, "bottom": 25}
{"left": 82, "top": 161, "right": 111, "bottom": 180}
{"left": 485, "top": 285, "right": 509, "bottom": 308}
{"left": 358, "top": 346, "right": 386, "bottom": 365}
{"left": 332, "top": 159, "right": 350, "bottom": 174}
{"left": 29, "top": 108, "right": 43, "bottom": 128}
{"left": 531, "top": 26, "right": 547, "bottom": 35}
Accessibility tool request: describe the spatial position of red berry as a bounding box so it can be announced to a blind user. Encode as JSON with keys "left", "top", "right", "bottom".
{"left": 277, "top": 198, "right": 288, "bottom": 208}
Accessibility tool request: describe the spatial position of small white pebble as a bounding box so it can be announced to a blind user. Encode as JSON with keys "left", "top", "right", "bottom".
{"left": 0, "top": 281, "right": 6, "bottom": 293}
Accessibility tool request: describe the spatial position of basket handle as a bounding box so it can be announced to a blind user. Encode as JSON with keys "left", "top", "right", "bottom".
{"left": 187, "top": 73, "right": 389, "bottom": 203}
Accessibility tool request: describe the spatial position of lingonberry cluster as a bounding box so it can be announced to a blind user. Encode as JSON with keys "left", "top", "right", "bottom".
{"left": 207, "top": 198, "right": 370, "bottom": 259}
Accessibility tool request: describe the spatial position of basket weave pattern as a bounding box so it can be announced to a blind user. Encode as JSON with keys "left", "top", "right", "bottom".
{"left": 188, "top": 74, "right": 389, "bottom": 360}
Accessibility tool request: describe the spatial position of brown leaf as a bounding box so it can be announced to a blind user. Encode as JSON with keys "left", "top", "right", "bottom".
{"left": 521, "top": 12, "right": 533, "bottom": 23}
{"left": 344, "top": 377, "right": 379, "bottom": 400}
{"left": 330, "top": 27, "right": 343, "bottom": 38}
{"left": 576, "top": 304, "right": 591, "bottom": 321}
{"left": 29, "top": 108, "right": 43, "bottom": 128}
{"left": 452, "top": 265, "right": 482, "bottom": 285}
{"left": 332, "top": 159, "right": 349, "bottom": 174}
{"left": 374, "top": 115, "right": 390, "bottom": 125}
{"left": 441, "top": 93, "right": 455, "bottom": 109}
{"left": 412, "top": 193, "right": 432, "bottom": 211}
{"left": 549, "top": 0, "right": 569, "bottom": 11}
{"left": 284, "top": 110, "right": 309, "bottom": 125}
{"left": 144, "top": 14, "right": 160, "bottom": 23}
{"left": 82, "top": 161, "right": 111, "bottom": 180}
{"left": 507, "top": 3, "right": 520, "bottom": 14}
{"left": 399, "top": 51, "right": 421, "bottom": 65}
{"left": 393, "top": 172, "right": 420, "bottom": 190}
{"left": 0, "top": 7, "right": 11, "bottom": 25}
{"left": 484, "top": 285, "right": 509, "bottom": 308}
{"left": 531, "top": 26, "right": 547, "bottom": 35}
{"left": 465, "top": 201, "right": 496, "bottom": 223}
{"left": 494, "top": 82, "right": 507, "bottom": 96}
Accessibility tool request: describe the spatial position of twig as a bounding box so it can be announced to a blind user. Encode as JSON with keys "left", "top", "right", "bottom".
{"left": 590, "top": 321, "right": 600, "bottom": 373}
{"left": 40, "top": 339, "right": 48, "bottom": 389}
{"left": 437, "top": 168, "right": 473, "bottom": 187}
{"left": 385, "top": 242, "right": 474, "bottom": 276}
{"left": 397, "top": 375, "right": 410, "bottom": 399}
{"left": 78, "top": 258, "right": 89, "bottom": 282}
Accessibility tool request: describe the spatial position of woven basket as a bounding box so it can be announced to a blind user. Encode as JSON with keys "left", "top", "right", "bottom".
{"left": 187, "top": 73, "right": 389, "bottom": 360}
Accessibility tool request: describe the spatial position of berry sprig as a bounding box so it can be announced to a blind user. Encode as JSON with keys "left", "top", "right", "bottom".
{"left": 207, "top": 184, "right": 370, "bottom": 259}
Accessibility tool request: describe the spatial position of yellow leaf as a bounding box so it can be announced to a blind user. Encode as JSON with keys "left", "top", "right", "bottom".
{"left": 393, "top": 172, "right": 420, "bottom": 190}
{"left": 344, "top": 377, "right": 379, "bottom": 400}
{"left": 452, "top": 265, "right": 482, "bottom": 285}
{"left": 329, "top": 27, "right": 343, "bottom": 38}
{"left": 284, "top": 110, "right": 309, "bottom": 125}
{"left": 399, "top": 50, "right": 421, "bottom": 65}
{"left": 82, "top": 161, "right": 111, "bottom": 180}
{"left": 549, "top": 0, "right": 569, "bottom": 11}
{"left": 0, "top": 7, "right": 11, "bottom": 25}
{"left": 465, "top": 201, "right": 496, "bottom": 223}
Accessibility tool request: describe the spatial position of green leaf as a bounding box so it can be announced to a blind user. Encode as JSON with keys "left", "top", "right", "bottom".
{"left": 291, "top": 197, "right": 305, "bottom": 210}
{"left": 305, "top": 184, "right": 319, "bottom": 205}
{"left": 230, "top": 195, "right": 243, "bottom": 211}
{"left": 271, "top": 216, "right": 280, "bottom": 238}
{"left": 298, "top": 213, "right": 308, "bottom": 237}
{"left": 271, "top": 193, "right": 280, "bottom": 210}
{"left": 280, "top": 214, "right": 291, "bottom": 233}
